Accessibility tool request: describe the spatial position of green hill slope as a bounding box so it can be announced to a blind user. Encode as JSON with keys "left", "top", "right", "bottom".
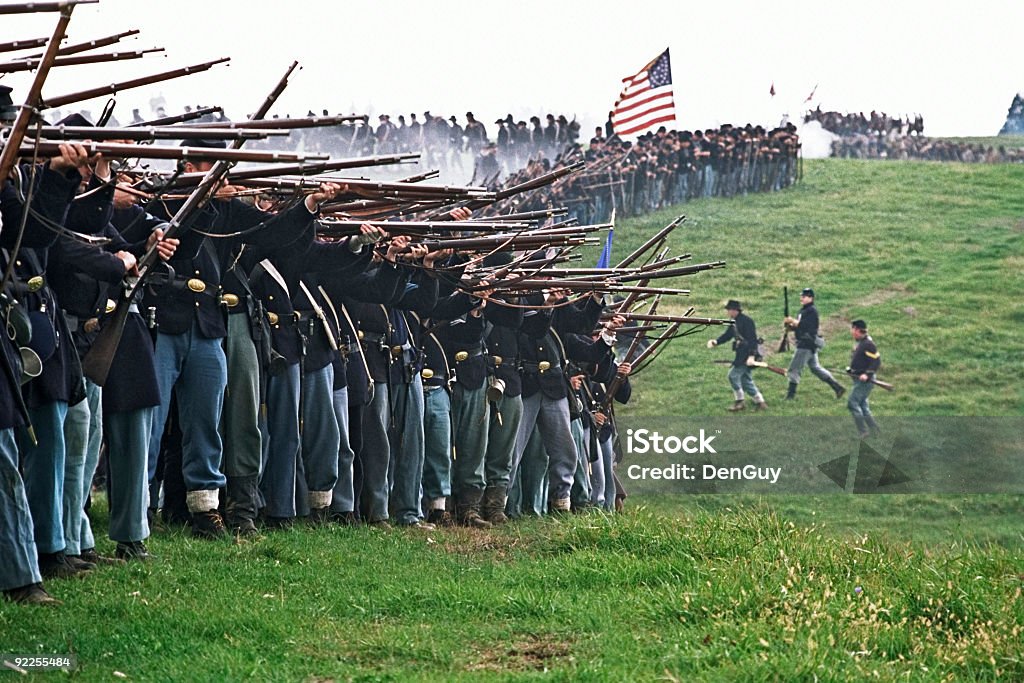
{"left": 611, "top": 159, "right": 1024, "bottom": 416}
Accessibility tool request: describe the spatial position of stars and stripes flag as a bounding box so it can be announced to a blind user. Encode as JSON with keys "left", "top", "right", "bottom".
{"left": 611, "top": 48, "right": 676, "bottom": 137}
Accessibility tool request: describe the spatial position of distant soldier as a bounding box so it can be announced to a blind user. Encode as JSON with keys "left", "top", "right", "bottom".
{"left": 783, "top": 288, "right": 846, "bottom": 400}
{"left": 847, "top": 320, "right": 881, "bottom": 438}
{"left": 707, "top": 300, "right": 766, "bottom": 411}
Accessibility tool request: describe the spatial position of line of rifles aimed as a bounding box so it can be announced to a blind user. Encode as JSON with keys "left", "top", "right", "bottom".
{"left": 2, "top": 0, "right": 734, "bottom": 390}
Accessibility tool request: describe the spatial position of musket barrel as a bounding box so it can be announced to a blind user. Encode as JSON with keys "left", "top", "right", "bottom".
{"left": 18, "top": 140, "right": 328, "bottom": 163}
{"left": 41, "top": 57, "right": 230, "bottom": 108}
{"left": 127, "top": 106, "right": 222, "bottom": 127}
{"left": 177, "top": 114, "right": 368, "bottom": 129}
{"left": 1, "top": 48, "right": 164, "bottom": 72}
{"left": 24, "top": 125, "right": 290, "bottom": 141}
{"left": 0, "top": 0, "right": 97, "bottom": 14}
{"left": 0, "top": 37, "right": 49, "bottom": 53}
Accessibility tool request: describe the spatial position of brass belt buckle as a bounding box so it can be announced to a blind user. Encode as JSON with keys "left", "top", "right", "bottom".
{"left": 27, "top": 276, "right": 44, "bottom": 292}
{"left": 357, "top": 330, "right": 365, "bottom": 340}
{"left": 104, "top": 299, "right": 117, "bottom": 314}
{"left": 187, "top": 278, "right": 206, "bottom": 293}
{"left": 221, "top": 293, "right": 240, "bottom": 308}
{"left": 538, "top": 361, "right": 551, "bottom": 373}
{"left": 390, "top": 345, "right": 403, "bottom": 358}
{"left": 267, "top": 312, "right": 279, "bottom": 325}
{"left": 421, "top": 368, "right": 435, "bottom": 379}
{"left": 454, "top": 350, "right": 469, "bottom": 362}
{"left": 492, "top": 355, "right": 503, "bottom": 367}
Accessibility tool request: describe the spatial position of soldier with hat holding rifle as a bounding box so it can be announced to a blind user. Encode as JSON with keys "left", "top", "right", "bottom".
{"left": 707, "top": 299, "right": 766, "bottom": 411}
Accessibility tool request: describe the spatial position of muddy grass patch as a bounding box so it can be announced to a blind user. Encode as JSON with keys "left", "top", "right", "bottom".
{"left": 466, "top": 633, "right": 575, "bottom": 673}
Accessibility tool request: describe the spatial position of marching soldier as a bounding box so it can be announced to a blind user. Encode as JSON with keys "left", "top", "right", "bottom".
{"left": 847, "top": 320, "right": 881, "bottom": 438}
{"left": 707, "top": 299, "right": 766, "bottom": 411}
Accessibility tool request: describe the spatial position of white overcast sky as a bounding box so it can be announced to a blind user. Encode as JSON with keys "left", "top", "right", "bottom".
{"left": 5, "top": 0, "right": 1022, "bottom": 136}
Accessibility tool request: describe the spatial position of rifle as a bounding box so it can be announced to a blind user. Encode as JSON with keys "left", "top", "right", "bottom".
{"left": 23, "top": 125, "right": 289, "bottom": 142}
{"left": 609, "top": 313, "right": 730, "bottom": 326}
{"left": 43, "top": 29, "right": 140, "bottom": 56}
{"left": 742, "top": 359, "right": 894, "bottom": 391}
{"left": 82, "top": 61, "right": 300, "bottom": 385}
{"left": 17, "top": 140, "right": 327, "bottom": 164}
{"left": 599, "top": 295, "right": 663, "bottom": 413}
{"left": 1, "top": 47, "right": 163, "bottom": 72}
{"left": 777, "top": 286, "right": 791, "bottom": 352}
{"left": 177, "top": 114, "right": 367, "bottom": 130}
{"left": 316, "top": 220, "right": 531, "bottom": 237}
{"left": 0, "top": 0, "right": 96, "bottom": 13}
{"left": 159, "top": 153, "right": 419, "bottom": 188}
{"left": 40, "top": 57, "right": 230, "bottom": 109}
{"left": 0, "top": 37, "right": 50, "bottom": 53}
{"left": 128, "top": 106, "right": 223, "bottom": 127}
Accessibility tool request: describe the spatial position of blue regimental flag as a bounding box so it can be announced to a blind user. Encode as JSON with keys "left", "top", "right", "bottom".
{"left": 596, "top": 225, "right": 614, "bottom": 269}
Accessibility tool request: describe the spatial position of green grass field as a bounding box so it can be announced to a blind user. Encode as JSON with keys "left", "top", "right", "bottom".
{"left": 1, "top": 159, "right": 1021, "bottom": 681}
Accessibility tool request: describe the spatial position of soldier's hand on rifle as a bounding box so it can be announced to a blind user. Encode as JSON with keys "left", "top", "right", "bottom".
{"left": 593, "top": 411, "right": 608, "bottom": 427}
{"left": 113, "top": 181, "right": 137, "bottom": 210}
{"left": 616, "top": 362, "right": 631, "bottom": 378}
{"left": 385, "top": 235, "right": 410, "bottom": 263}
{"left": 569, "top": 374, "right": 584, "bottom": 391}
{"left": 706, "top": 339, "right": 718, "bottom": 348}
{"left": 305, "top": 181, "right": 345, "bottom": 213}
{"left": 859, "top": 373, "right": 869, "bottom": 382}
{"left": 448, "top": 207, "right": 472, "bottom": 222}
{"left": 49, "top": 142, "right": 95, "bottom": 173}
{"left": 349, "top": 224, "right": 387, "bottom": 252}
{"left": 784, "top": 316, "right": 798, "bottom": 329}
{"left": 545, "top": 288, "right": 568, "bottom": 305}
{"left": 406, "top": 243, "right": 429, "bottom": 262}
{"left": 604, "top": 314, "right": 626, "bottom": 332}
{"left": 423, "top": 248, "right": 452, "bottom": 270}
{"left": 114, "top": 250, "right": 138, "bottom": 275}
{"left": 147, "top": 227, "right": 179, "bottom": 264}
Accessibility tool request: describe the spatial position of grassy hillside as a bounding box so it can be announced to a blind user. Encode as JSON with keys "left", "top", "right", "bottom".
{"left": 609, "top": 158, "right": 1024, "bottom": 416}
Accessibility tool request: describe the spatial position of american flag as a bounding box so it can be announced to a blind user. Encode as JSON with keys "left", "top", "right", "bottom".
{"left": 611, "top": 49, "right": 676, "bottom": 137}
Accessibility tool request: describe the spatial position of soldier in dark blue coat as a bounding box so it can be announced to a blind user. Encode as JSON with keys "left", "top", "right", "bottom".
{"left": 783, "top": 287, "right": 846, "bottom": 400}
{"left": 61, "top": 196, "right": 177, "bottom": 562}
{"left": 847, "top": 319, "right": 882, "bottom": 438}
{"left": 12, "top": 147, "right": 114, "bottom": 581}
{"left": 708, "top": 299, "right": 766, "bottom": 411}
{"left": 511, "top": 288, "right": 621, "bottom": 514}
{"left": 142, "top": 150, "right": 341, "bottom": 539}
{"left": 1, "top": 133, "right": 95, "bottom": 602}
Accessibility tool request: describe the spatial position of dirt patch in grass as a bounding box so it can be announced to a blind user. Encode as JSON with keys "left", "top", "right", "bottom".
{"left": 466, "top": 633, "right": 574, "bottom": 673}
{"left": 857, "top": 283, "right": 910, "bottom": 307}
{"left": 433, "top": 528, "right": 527, "bottom": 560}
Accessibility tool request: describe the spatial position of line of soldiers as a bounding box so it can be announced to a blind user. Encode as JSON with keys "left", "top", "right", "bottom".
{"left": 251, "top": 110, "right": 581, "bottom": 180}
{"left": 830, "top": 134, "right": 1024, "bottom": 163}
{"left": 1, "top": 103, "right": 636, "bottom": 608}
{"left": 474, "top": 123, "right": 801, "bottom": 225}
{"left": 804, "top": 107, "right": 925, "bottom": 137}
